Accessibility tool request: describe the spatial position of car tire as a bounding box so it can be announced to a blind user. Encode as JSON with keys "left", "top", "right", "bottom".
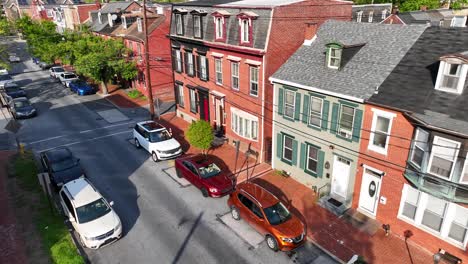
{"left": 201, "top": 188, "right": 209, "bottom": 198}
{"left": 176, "top": 169, "right": 183, "bottom": 178}
{"left": 266, "top": 235, "right": 279, "bottom": 252}
{"left": 231, "top": 206, "right": 241, "bottom": 220}
{"left": 151, "top": 152, "right": 159, "bottom": 162}
{"left": 134, "top": 138, "right": 141, "bottom": 148}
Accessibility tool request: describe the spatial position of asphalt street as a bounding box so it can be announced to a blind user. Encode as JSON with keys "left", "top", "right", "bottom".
{"left": 4, "top": 38, "right": 339, "bottom": 264}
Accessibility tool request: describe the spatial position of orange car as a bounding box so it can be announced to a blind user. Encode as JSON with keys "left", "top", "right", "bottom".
{"left": 227, "top": 182, "right": 306, "bottom": 251}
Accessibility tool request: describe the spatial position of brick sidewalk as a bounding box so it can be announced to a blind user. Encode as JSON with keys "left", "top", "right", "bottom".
{"left": 0, "top": 151, "right": 27, "bottom": 264}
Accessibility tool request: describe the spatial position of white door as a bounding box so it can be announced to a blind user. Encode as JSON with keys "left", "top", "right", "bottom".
{"left": 214, "top": 97, "right": 224, "bottom": 129}
{"left": 358, "top": 168, "right": 382, "bottom": 216}
{"left": 331, "top": 155, "right": 351, "bottom": 200}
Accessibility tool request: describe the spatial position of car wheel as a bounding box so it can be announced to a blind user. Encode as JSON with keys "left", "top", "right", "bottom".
{"left": 176, "top": 169, "right": 183, "bottom": 178}
{"left": 266, "top": 235, "right": 279, "bottom": 252}
{"left": 231, "top": 206, "right": 241, "bottom": 220}
{"left": 151, "top": 152, "right": 159, "bottom": 162}
{"left": 201, "top": 188, "right": 209, "bottom": 198}
{"left": 134, "top": 138, "right": 141, "bottom": 148}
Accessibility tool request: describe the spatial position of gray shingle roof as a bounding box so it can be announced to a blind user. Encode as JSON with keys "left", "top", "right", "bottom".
{"left": 368, "top": 27, "right": 468, "bottom": 136}
{"left": 99, "top": 1, "right": 135, "bottom": 13}
{"left": 352, "top": 3, "right": 392, "bottom": 24}
{"left": 271, "top": 20, "right": 427, "bottom": 101}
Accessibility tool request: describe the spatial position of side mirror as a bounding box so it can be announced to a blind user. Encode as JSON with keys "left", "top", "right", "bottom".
{"left": 69, "top": 217, "right": 75, "bottom": 222}
{"left": 109, "top": 201, "right": 114, "bottom": 206}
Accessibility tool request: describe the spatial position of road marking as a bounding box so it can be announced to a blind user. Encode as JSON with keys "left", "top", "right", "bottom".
{"left": 38, "top": 130, "right": 131, "bottom": 152}
{"left": 25, "top": 121, "right": 136, "bottom": 145}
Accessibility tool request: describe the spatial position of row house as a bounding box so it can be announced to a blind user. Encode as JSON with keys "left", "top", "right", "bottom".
{"left": 169, "top": 0, "right": 352, "bottom": 162}
{"left": 355, "top": 26, "right": 468, "bottom": 262}
{"left": 52, "top": 2, "right": 99, "bottom": 32}
{"left": 87, "top": 1, "right": 141, "bottom": 38}
{"left": 4, "top": 0, "right": 34, "bottom": 21}
{"left": 351, "top": 3, "right": 392, "bottom": 24}
{"left": 383, "top": 8, "right": 468, "bottom": 27}
{"left": 269, "top": 20, "right": 426, "bottom": 215}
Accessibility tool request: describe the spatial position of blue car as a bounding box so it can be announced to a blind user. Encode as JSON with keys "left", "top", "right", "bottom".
{"left": 69, "top": 80, "right": 95, "bottom": 96}
{"left": 3, "top": 83, "right": 27, "bottom": 99}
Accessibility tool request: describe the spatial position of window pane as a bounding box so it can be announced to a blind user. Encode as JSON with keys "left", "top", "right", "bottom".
{"left": 372, "top": 133, "right": 388, "bottom": 148}
{"left": 402, "top": 187, "right": 419, "bottom": 220}
{"left": 449, "top": 206, "right": 468, "bottom": 242}
{"left": 421, "top": 196, "right": 446, "bottom": 232}
{"left": 284, "top": 137, "right": 292, "bottom": 149}
{"left": 411, "top": 147, "right": 424, "bottom": 166}
{"left": 311, "top": 98, "right": 322, "bottom": 113}
{"left": 245, "top": 119, "right": 250, "bottom": 138}
{"left": 462, "top": 159, "right": 468, "bottom": 183}
{"left": 403, "top": 203, "right": 417, "bottom": 220}
{"left": 307, "top": 146, "right": 318, "bottom": 173}
{"left": 252, "top": 121, "right": 257, "bottom": 140}
{"left": 340, "top": 105, "right": 354, "bottom": 131}
{"left": 239, "top": 117, "right": 243, "bottom": 135}
{"left": 430, "top": 156, "right": 453, "bottom": 178}
{"left": 310, "top": 116, "right": 321, "bottom": 127}
{"left": 376, "top": 116, "right": 390, "bottom": 132}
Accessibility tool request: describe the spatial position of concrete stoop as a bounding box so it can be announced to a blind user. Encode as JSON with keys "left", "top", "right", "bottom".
{"left": 318, "top": 195, "right": 349, "bottom": 217}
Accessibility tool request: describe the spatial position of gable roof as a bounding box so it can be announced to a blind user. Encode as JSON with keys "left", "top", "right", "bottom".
{"left": 368, "top": 27, "right": 468, "bottom": 136}
{"left": 112, "top": 14, "right": 165, "bottom": 42}
{"left": 271, "top": 20, "right": 427, "bottom": 102}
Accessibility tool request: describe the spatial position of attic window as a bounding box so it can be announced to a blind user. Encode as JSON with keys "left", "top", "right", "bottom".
{"left": 137, "top": 18, "right": 142, "bottom": 32}
{"left": 193, "top": 15, "right": 202, "bottom": 38}
{"left": 435, "top": 55, "right": 468, "bottom": 94}
{"left": 122, "top": 16, "right": 127, "bottom": 29}
{"left": 215, "top": 17, "right": 223, "bottom": 39}
{"left": 326, "top": 45, "right": 342, "bottom": 69}
{"left": 357, "top": 11, "right": 363, "bottom": 23}
{"left": 381, "top": 9, "right": 388, "bottom": 20}
{"left": 176, "top": 14, "right": 184, "bottom": 35}
{"left": 241, "top": 19, "right": 249, "bottom": 43}
{"left": 107, "top": 13, "right": 113, "bottom": 27}
{"left": 98, "top": 12, "right": 102, "bottom": 24}
{"left": 451, "top": 16, "right": 467, "bottom": 28}
{"left": 368, "top": 11, "right": 373, "bottom": 23}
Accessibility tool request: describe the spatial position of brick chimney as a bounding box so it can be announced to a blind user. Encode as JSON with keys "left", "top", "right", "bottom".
{"left": 304, "top": 22, "right": 318, "bottom": 45}
{"left": 95, "top": 0, "right": 101, "bottom": 9}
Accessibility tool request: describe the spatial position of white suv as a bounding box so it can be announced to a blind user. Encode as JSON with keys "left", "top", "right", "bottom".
{"left": 58, "top": 72, "right": 79, "bottom": 87}
{"left": 133, "top": 120, "right": 182, "bottom": 162}
{"left": 59, "top": 178, "right": 122, "bottom": 249}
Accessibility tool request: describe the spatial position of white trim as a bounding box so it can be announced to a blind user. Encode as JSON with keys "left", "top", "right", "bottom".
{"left": 368, "top": 11, "right": 374, "bottom": 23}
{"left": 427, "top": 136, "right": 460, "bottom": 181}
{"left": 409, "top": 128, "right": 429, "bottom": 169}
{"left": 303, "top": 35, "right": 317, "bottom": 46}
{"left": 210, "top": 90, "right": 225, "bottom": 98}
{"left": 227, "top": 55, "right": 241, "bottom": 62}
{"left": 434, "top": 61, "right": 467, "bottom": 94}
{"left": 368, "top": 108, "right": 395, "bottom": 155}
{"left": 308, "top": 96, "right": 323, "bottom": 128}
{"left": 356, "top": 10, "right": 363, "bottom": 23}
{"left": 282, "top": 134, "right": 293, "bottom": 162}
{"left": 271, "top": 79, "right": 277, "bottom": 168}
{"left": 283, "top": 89, "right": 296, "bottom": 120}
{"left": 358, "top": 165, "right": 383, "bottom": 217}
{"left": 459, "top": 152, "right": 468, "bottom": 184}
{"left": 362, "top": 164, "right": 384, "bottom": 175}
{"left": 211, "top": 52, "right": 224, "bottom": 58}
{"left": 269, "top": 77, "right": 364, "bottom": 103}
{"left": 245, "top": 59, "right": 261, "bottom": 66}
{"left": 231, "top": 107, "right": 258, "bottom": 121}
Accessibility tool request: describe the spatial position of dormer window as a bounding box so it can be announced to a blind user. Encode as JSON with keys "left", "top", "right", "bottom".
{"left": 381, "top": 9, "right": 388, "bottom": 20}
{"left": 176, "top": 14, "right": 184, "bottom": 35}
{"left": 212, "top": 10, "right": 230, "bottom": 42}
{"left": 241, "top": 19, "right": 249, "bottom": 42}
{"left": 137, "top": 18, "right": 142, "bottom": 32}
{"left": 326, "top": 44, "right": 343, "bottom": 69}
{"left": 451, "top": 16, "right": 467, "bottom": 28}
{"left": 98, "top": 12, "right": 102, "bottom": 24}
{"left": 357, "top": 11, "right": 363, "bottom": 23}
{"left": 368, "top": 11, "right": 373, "bottom": 23}
{"left": 122, "top": 16, "right": 127, "bottom": 29}
{"left": 435, "top": 54, "right": 468, "bottom": 94}
{"left": 193, "top": 15, "right": 202, "bottom": 38}
{"left": 237, "top": 12, "right": 257, "bottom": 46}
{"left": 108, "top": 13, "right": 113, "bottom": 27}
{"left": 215, "top": 17, "right": 223, "bottom": 39}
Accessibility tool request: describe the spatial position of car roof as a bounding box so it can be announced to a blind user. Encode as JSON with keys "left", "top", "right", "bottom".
{"left": 184, "top": 154, "right": 216, "bottom": 169}
{"left": 63, "top": 72, "right": 76, "bottom": 75}
{"left": 238, "top": 182, "right": 279, "bottom": 208}
{"left": 51, "top": 66, "right": 63, "bottom": 69}
{"left": 45, "top": 147, "right": 73, "bottom": 161}
{"left": 64, "top": 178, "right": 102, "bottom": 207}
{"left": 137, "top": 121, "right": 165, "bottom": 132}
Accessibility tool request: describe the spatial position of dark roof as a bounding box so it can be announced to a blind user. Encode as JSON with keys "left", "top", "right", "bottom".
{"left": 352, "top": 3, "right": 392, "bottom": 24}
{"left": 369, "top": 27, "right": 468, "bottom": 136}
{"left": 176, "top": 0, "right": 309, "bottom": 7}
{"left": 395, "top": 8, "right": 467, "bottom": 27}
{"left": 271, "top": 20, "right": 427, "bottom": 101}
{"left": 174, "top": 0, "right": 239, "bottom": 6}
{"left": 99, "top": 1, "right": 137, "bottom": 13}
{"left": 112, "top": 14, "right": 165, "bottom": 41}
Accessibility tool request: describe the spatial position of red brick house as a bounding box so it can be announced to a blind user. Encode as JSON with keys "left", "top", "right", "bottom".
{"left": 353, "top": 26, "right": 468, "bottom": 262}
{"left": 170, "top": 0, "right": 352, "bottom": 162}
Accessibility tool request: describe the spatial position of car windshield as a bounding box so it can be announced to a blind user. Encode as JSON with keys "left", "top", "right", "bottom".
{"left": 263, "top": 202, "right": 291, "bottom": 226}
{"left": 5, "top": 87, "right": 20, "bottom": 93}
{"left": 149, "top": 130, "right": 172, "bottom": 143}
{"left": 51, "top": 157, "right": 78, "bottom": 172}
{"left": 76, "top": 198, "right": 111, "bottom": 224}
{"left": 54, "top": 68, "right": 64, "bottom": 73}
{"left": 0, "top": 75, "right": 12, "bottom": 81}
{"left": 64, "top": 74, "right": 76, "bottom": 79}
{"left": 14, "top": 100, "right": 30, "bottom": 108}
{"left": 198, "top": 163, "right": 221, "bottom": 179}
{"left": 73, "top": 80, "right": 86, "bottom": 86}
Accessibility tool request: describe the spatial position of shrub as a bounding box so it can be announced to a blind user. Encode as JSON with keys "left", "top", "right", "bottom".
{"left": 186, "top": 120, "right": 214, "bottom": 154}
{"left": 127, "top": 90, "right": 143, "bottom": 99}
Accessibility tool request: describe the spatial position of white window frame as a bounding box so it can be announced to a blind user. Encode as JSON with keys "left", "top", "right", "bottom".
{"left": 306, "top": 144, "right": 318, "bottom": 174}
{"left": 175, "top": 14, "right": 183, "bottom": 35}
{"left": 368, "top": 108, "right": 396, "bottom": 155}
{"left": 368, "top": 11, "right": 373, "bottom": 23}
{"left": 308, "top": 96, "right": 323, "bottom": 128}
{"left": 199, "top": 55, "right": 207, "bottom": 80}
{"left": 249, "top": 66, "right": 259, "bottom": 97}
{"left": 381, "top": 10, "right": 387, "bottom": 20}
{"left": 434, "top": 61, "right": 468, "bottom": 94}
{"left": 283, "top": 90, "right": 295, "bottom": 120}
{"left": 177, "top": 84, "right": 184, "bottom": 107}
{"left": 357, "top": 11, "right": 363, "bottom": 23}
{"left": 137, "top": 18, "right": 142, "bottom": 32}
{"left": 122, "top": 16, "right": 127, "bottom": 29}
{"left": 231, "top": 107, "right": 258, "bottom": 141}
{"left": 460, "top": 153, "right": 468, "bottom": 184}
{"left": 231, "top": 62, "right": 239, "bottom": 90}
{"left": 193, "top": 15, "right": 201, "bottom": 38}
{"left": 215, "top": 58, "right": 223, "bottom": 85}
{"left": 338, "top": 104, "right": 355, "bottom": 139}
{"left": 451, "top": 16, "right": 467, "bottom": 27}
{"left": 398, "top": 184, "right": 468, "bottom": 249}
{"left": 410, "top": 128, "right": 429, "bottom": 168}
{"left": 215, "top": 17, "right": 223, "bottom": 39}
{"left": 187, "top": 52, "right": 194, "bottom": 76}
{"left": 427, "top": 136, "right": 460, "bottom": 181}
{"left": 240, "top": 19, "right": 249, "bottom": 43}
{"left": 98, "top": 12, "right": 102, "bottom": 24}
{"left": 175, "top": 50, "right": 182, "bottom": 72}
{"left": 327, "top": 47, "right": 341, "bottom": 69}
{"left": 282, "top": 135, "right": 293, "bottom": 162}
{"left": 189, "top": 89, "right": 197, "bottom": 113}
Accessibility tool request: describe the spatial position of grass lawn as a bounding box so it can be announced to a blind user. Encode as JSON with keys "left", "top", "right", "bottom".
{"left": 12, "top": 152, "right": 84, "bottom": 264}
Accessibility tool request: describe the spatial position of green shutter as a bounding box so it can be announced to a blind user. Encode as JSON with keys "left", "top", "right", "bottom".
{"left": 278, "top": 88, "right": 284, "bottom": 115}
{"left": 299, "top": 143, "right": 306, "bottom": 169}
{"left": 330, "top": 103, "right": 339, "bottom": 134}
{"left": 302, "top": 95, "right": 310, "bottom": 124}
{"left": 322, "top": 100, "right": 330, "bottom": 131}
{"left": 276, "top": 133, "right": 283, "bottom": 159}
{"left": 353, "top": 109, "right": 363, "bottom": 142}
{"left": 294, "top": 92, "right": 301, "bottom": 121}
{"left": 292, "top": 139, "right": 298, "bottom": 166}
{"left": 317, "top": 150, "right": 325, "bottom": 178}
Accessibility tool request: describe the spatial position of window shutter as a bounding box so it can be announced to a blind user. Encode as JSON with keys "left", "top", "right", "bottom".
{"left": 205, "top": 56, "right": 210, "bottom": 81}
{"left": 174, "top": 84, "right": 179, "bottom": 104}
{"left": 276, "top": 133, "right": 283, "bottom": 159}
{"left": 196, "top": 55, "right": 200, "bottom": 78}
{"left": 184, "top": 52, "right": 188, "bottom": 74}
{"left": 180, "top": 51, "right": 184, "bottom": 73}
{"left": 171, "top": 49, "right": 176, "bottom": 70}
{"left": 195, "top": 92, "right": 199, "bottom": 113}
{"left": 299, "top": 143, "right": 306, "bottom": 169}
{"left": 278, "top": 88, "right": 284, "bottom": 115}
{"left": 302, "top": 95, "right": 309, "bottom": 124}
{"left": 294, "top": 92, "right": 301, "bottom": 121}
{"left": 322, "top": 100, "right": 330, "bottom": 131}
{"left": 317, "top": 150, "right": 325, "bottom": 178}
{"left": 352, "top": 109, "right": 363, "bottom": 142}
{"left": 330, "top": 103, "right": 339, "bottom": 134}
{"left": 292, "top": 139, "right": 298, "bottom": 166}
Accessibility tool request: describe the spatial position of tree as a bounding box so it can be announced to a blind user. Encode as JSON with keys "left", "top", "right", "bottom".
{"left": 399, "top": 0, "right": 440, "bottom": 11}
{"left": 186, "top": 120, "right": 214, "bottom": 155}
{"left": 0, "top": 18, "right": 13, "bottom": 36}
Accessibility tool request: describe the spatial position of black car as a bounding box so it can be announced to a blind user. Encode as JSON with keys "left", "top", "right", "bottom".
{"left": 3, "top": 83, "right": 27, "bottom": 99}
{"left": 40, "top": 147, "right": 85, "bottom": 188}
{"left": 9, "top": 97, "right": 36, "bottom": 119}
{"left": 38, "top": 61, "right": 53, "bottom": 70}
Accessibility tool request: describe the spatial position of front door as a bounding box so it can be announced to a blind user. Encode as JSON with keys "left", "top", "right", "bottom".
{"left": 331, "top": 155, "right": 351, "bottom": 200}
{"left": 198, "top": 90, "right": 210, "bottom": 122}
{"left": 214, "top": 97, "right": 225, "bottom": 131}
{"left": 358, "top": 167, "right": 382, "bottom": 216}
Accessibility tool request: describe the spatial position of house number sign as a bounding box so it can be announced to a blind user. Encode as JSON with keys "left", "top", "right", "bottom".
{"left": 369, "top": 181, "right": 376, "bottom": 197}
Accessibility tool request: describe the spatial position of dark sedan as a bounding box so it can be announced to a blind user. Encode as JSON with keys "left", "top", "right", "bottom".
{"left": 38, "top": 61, "right": 53, "bottom": 70}
{"left": 9, "top": 97, "right": 36, "bottom": 119}
{"left": 3, "top": 83, "right": 27, "bottom": 99}
{"left": 40, "top": 147, "right": 85, "bottom": 188}
{"left": 69, "top": 80, "right": 95, "bottom": 95}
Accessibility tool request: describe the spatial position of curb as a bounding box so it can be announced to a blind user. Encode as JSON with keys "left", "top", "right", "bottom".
{"left": 307, "top": 237, "right": 346, "bottom": 264}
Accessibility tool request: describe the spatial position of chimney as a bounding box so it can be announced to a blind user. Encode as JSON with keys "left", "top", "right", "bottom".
{"left": 304, "top": 22, "right": 318, "bottom": 45}
{"left": 95, "top": 0, "right": 101, "bottom": 9}
{"left": 392, "top": 6, "right": 399, "bottom": 14}
{"left": 420, "top": 5, "right": 427, "bottom": 11}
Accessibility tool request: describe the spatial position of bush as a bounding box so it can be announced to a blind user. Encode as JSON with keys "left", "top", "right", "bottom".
{"left": 186, "top": 120, "right": 214, "bottom": 154}
{"left": 127, "top": 90, "right": 143, "bottom": 99}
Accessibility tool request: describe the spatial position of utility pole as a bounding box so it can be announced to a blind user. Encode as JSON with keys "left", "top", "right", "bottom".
{"left": 142, "top": 0, "right": 156, "bottom": 120}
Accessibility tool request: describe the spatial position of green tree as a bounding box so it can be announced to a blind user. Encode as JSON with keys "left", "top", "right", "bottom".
{"left": 0, "top": 18, "right": 14, "bottom": 36}
{"left": 186, "top": 120, "right": 214, "bottom": 155}
{"left": 399, "top": 0, "right": 440, "bottom": 11}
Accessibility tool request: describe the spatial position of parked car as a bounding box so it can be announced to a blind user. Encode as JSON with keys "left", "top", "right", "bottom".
{"left": 175, "top": 154, "right": 236, "bottom": 197}
{"left": 0, "top": 75, "right": 13, "bottom": 88}
{"left": 38, "top": 61, "right": 53, "bottom": 70}
{"left": 133, "top": 121, "right": 182, "bottom": 162}
{"left": 2, "top": 83, "right": 26, "bottom": 99}
{"left": 0, "top": 67, "right": 8, "bottom": 75}
{"left": 228, "top": 182, "right": 306, "bottom": 252}
{"left": 69, "top": 80, "right": 95, "bottom": 95}
{"left": 8, "top": 53, "right": 20, "bottom": 62}
{"left": 40, "top": 147, "right": 85, "bottom": 188}
{"left": 58, "top": 72, "right": 79, "bottom": 87}
{"left": 49, "top": 66, "right": 65, "bottom": 78}
{"left": 58, "top": 178, "right": 122, "bottom": 249}
{"left": 9, "top": 97, "right": 36, "bottom": 119}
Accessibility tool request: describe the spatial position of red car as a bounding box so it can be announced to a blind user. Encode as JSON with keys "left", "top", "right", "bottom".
{"left": 175, "top": 154, "right": 236, "bottom": 197}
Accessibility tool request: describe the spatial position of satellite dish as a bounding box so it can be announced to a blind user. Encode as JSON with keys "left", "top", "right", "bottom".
{"left": 111, "top": 14, "right": 118, "bottom": 20}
